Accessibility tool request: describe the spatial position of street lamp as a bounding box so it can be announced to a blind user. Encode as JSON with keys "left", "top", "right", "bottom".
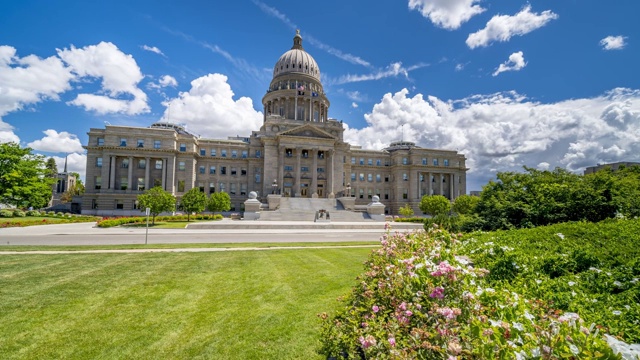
{"left": 272, "top": 179, "right": 278, "bottom": 194}
{"left": 346, "top": 183, "right": 351, "bottom": 197}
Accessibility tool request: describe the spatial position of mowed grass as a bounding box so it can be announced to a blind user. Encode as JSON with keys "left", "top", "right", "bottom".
{"left": 0, "top": 248, "right": 371, "bottom": 359}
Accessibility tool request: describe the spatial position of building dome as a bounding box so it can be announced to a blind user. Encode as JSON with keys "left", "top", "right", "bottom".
{"left": 272, "top": 30, "right": 320, "bottom": 81}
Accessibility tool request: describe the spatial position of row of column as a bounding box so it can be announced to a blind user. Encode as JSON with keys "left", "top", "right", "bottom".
{"left": 276, "top": 147, "right": 333, "bottom": 197}
{"left": 265, "top": 97, "right": 327, "bottom": 122}
{"left": 416, "top": 172, "right": 456, "bottom": 200}
{"left": 106, "top": 155, "right": 170, "bottom": 192}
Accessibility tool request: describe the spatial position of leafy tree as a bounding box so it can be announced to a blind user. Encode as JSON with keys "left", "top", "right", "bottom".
{"left": 207, "top": 191, "right": 231, "bottom": 213}
{"left": 137, "top": 186, "right": 176, "bottom": 224}
{"left": 398, "top": 204, "right": 414, "bottom": 217}
{"left": 180, "top": 187, "right": 207, "bottom": 221}
{"left": 70, "top": 172, "right": 85, "bottom": 195}
{"left": 452, "top": 194, "right": 480, "bottom": 215}
{"left": 0, "top": 143, "right": 56, "bottom": 209}
{"left": 419, "top": 195, "right": 450, "bottom": 216}
{"left": 45, "top": 157, "right": 58, "bottom": 178}
{"left": 611, "top": 166, "right": 640, "bottom": 218}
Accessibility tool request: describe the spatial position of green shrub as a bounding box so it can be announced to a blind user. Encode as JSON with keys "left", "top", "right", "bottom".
{"left": 47, "top": 211, "right": 55, "bottom": 216}
{"left": 0, "top": 209, "right": 13, "bottom": 218}
{"left": 26, "top": 210, "right": 40, "bottom": 216}
{"left": 12, "top": 210, "right": 26, "bottom": 217}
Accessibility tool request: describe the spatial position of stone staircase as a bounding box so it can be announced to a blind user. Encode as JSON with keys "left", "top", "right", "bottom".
{"left": 258, "top": 197, "right": 374, "bottom": 222}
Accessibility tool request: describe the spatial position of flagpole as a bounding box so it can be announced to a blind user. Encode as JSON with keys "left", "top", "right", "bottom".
{"left": 294, "top": 81, "right": 298, "bottom": 120}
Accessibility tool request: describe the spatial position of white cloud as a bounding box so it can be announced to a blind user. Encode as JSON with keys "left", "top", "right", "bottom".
{"left": 57, "top": 41, "right": 149, "bottom": 115}
{"left": 345, "top": 88, "right": 640, "bottom": 190}
{"left": 408, "top": 0, "right": 485, "bottom": 30}
{"left": 466, "top": 5, "right": 558, "bottom": 48}
{"left": 162, "top": 73, "right": 262, "bottom": 138}
{"left": 27, "top": 129, "right": 84, "bottom": 153}
{"left": 455, "top": 63, "right": 465, "bottom": 71}
{"left": 0, "top": 130, "right": 20, "bottom": 143}
{"left": 141, "top": 45, "right": 165, "bottom": 56}
{"left": 493, "top": 51, "right": 527, "bottom": 76}
{"left": 50, "top": 153, "right": 87, "bottom": 182}
{"left": 333, "top": 62, "right": 428, "bottom": 85}
{"left": 600, "top": 35, "right": 627, "bottom": 50}
{"left": 352, "top": 102, "right": 358, "bottom": 108}
{"left": 347, "top": 91, "right": 365, "bottom": 102}
{"left": 159, "top": 75, "right": 177, "bottom": 87}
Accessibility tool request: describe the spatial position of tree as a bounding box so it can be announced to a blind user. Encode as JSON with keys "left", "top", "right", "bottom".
{"left": 70, "top": 172, "right": 85, "bottom": 195}
{"left": 207, "top": 192, "right": 231, "bottom": 213}
{"left": 0, "top": 143, "right": 56, "bottom": 209}
{"left": 60, "top": 173, "right": 86, "bottom": 203}
{"left": 452, "top": 194, "right": 480, "bottom": 215}
{"left": 45, "top": 157, "right": 58, "bottom": 178}
{"left": 398, "top": 204, "right": 414, "bottom": 217}
{"left": 137, "top": 186, "right": 176, "bottom": 225}
{"left": 180, "top": 187, "right": 206, "bottom": 221}
{"left": 419, "top": 195, "right": 450, "bottom": 216}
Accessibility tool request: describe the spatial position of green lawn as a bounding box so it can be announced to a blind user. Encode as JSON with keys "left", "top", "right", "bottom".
{"left": 0, "top": 248, "right": 371, "bottom": 359}
{"left": 0, "top": 216, "right": 98, "bottom": 227}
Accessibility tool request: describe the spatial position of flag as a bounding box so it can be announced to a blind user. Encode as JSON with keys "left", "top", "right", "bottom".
{"left": 297, "top": 84, "right": 305, "bottom": 96}
{"left": 312, "top": 92, "right": 318, "bottom": 97}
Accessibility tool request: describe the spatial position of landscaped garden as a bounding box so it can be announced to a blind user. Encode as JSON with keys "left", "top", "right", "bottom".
{"left": 0, "top": 209, "right": 99, "bottom": 228}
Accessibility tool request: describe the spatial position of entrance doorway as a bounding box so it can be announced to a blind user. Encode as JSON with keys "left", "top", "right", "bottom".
{"left": 300, "top": 183, "right": 309, "bottom": 197}
{"left": 317, "top": 184, "right": 324, "bottom": 197}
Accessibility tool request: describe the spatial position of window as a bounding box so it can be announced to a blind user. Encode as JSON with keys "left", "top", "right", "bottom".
{"left": 422, "top": 158, "right": 427, "bottom": 165}
{"left": 255, "top": 174, "right": 261, "bottom": 183}
{"left": 368, "top": 189, "right": 373, "bottom": 199}
{"left": 96, "top": 157, "right": 103, "bottom": 167}
{"left": 210, "top": 166, "right": 216, "bottom": 175}
{"left": 317, "top": 167, "right": 324, "bottom": 173}
{"left": 198, "top": 181, "right": 205, "bottom": 192}
{"left": 403, "top": 173, "right": 408, "bottom": 181}
{"left": 385, "top": 175, "right": 390, "bottom": 182}
{"left": 444, "top": 159, "right": 449, "bottom": 166}
{"left": 359, "top": 189, "right": 364, "bottom": 199}
{"left": 241, "top": 150, "right": 248, "bottom": 158}
{"left": 240, "top": 184, "right": 247, "bottom": 196}
{"left": 95, "top": 176, "right": 102, "bottom": 190}
{"left": 285, "top": 149, "right": 292, "bottom": 157}
{"left": 368, "top": 159, "right": 373, "bottom": 166}
{"left": 318, "top": 151, "right": 325, "bottom": 159}
{"left": 241, "top": 168, "right": 247, "bottom": 176}
{"left": 351, "top": 157, "right": 356, "bottom": 164}
{"left": 376, "top": 159, "right": 381, "bottom": 166}
{"left": 120, "top": 138, "right": 127, "bottom": 146}
{"left": 115, "top": 199, "right": 124, "bottom": 210}
{"left": 367, "top": 174, "right": 373, "bottom": 182}
{"left": 231, "top": 167, "right": 237, "bottom": 176}
{"left": 92, "top": 199, "right": 98, "bottom": 209}
{"left": 178, "top": 161, "right": 185, "bottom": 171}
{"left": 301, "top": 166, "right": 309, "bottom": 172}
{"left": 420, "top": 174, "right": 424, "bottom": 182}
{"left": 211, "top": 149, "right": 217, "bottom": 157}
{"left": 351, "top": 173, "right": 356, "bottom": 181}
{"left": 385, "top": 189, "right": 389, "bottom": 200}
{"left": 200, "top": 149, "right": 206, "bottom": 156}
{"left": 199, "top": 166, "right": 205, "bottom": 174}
{"left": 179, "top": 143, "right": 186, "bottom": 152}
{"left": 137, "top": 139, "right": 144, "bottom": 148}
{"left": 155, "top": 160, "right": 163, "bottom": 170}
{"left": 154, "top": 140, "right": 161, "bottom": 149}
{"left": 138, "top": 178, "right": 145, "bottom": 191}
{"left": 230, "top": 183, "right": 236, "bottom": 195}
{"left": 403, "top": 189, "right": 408, "bottom": 199}
{"left": 402, "top": 157, "right": 408, "bottom": 165}
{"left": 433, "top": 159, "right": 438, "bottom": 166}
{"left": 284, "top": 165, "right": 293, "bottom": 171}
{"left": 359, "top": 173, "right": 365, "bottom": 181}
{"left": 359, "top": 158, "right": 364, "bottom": 165}
{"left": 302, "top": 150, "right": 308, "bottom": 158}
{"left": 221, "top": 149, "right": 227, "bottom": 157}
{"left": 219, "top": 182, "right": 226, "bottom": 192}
{"left": 376, "top": 174, "right": 381, "bottom": 182}
{"left": 209, "top": 182, "right": 215, "bottom": 193}
{"left": 120, "top": 177, "right": 128, "bottom": 190}
{"left": 221, "top": 166, "right": 227, "bottom": 175}
{"left": 231, "top": 150, "right": 238, "bottom": 158}
{"left": 97, "top": 137, "right": 104, "bottom": 146}
{"left": 255, "top": 150, "right": 261, "bottom": 158}
{"left": 178, "top": 180, "right": 185, "bottom": 192}
{"left": 138, "top": 159, "right": 146, "bottom": 169}
{"left": 121, "top": 159, "right": 129, "bottom": 168}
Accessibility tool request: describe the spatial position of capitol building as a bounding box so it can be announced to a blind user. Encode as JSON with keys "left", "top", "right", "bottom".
{"left": 82, "top": 31, "right": 468, "bottom": 215}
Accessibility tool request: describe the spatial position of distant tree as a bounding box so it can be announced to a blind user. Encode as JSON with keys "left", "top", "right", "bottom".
{"left": 419, "top": 195, "right": 450, "bottom": 216}
{"left": 207, "top": 192, "right": 231, "bottom": 213}
{"left": 452, "top": 194, "right": 480, "bottom": 215}
{"left": 180, "top": 187, "right": 207, "bottom": 221}
{"left": 137, "top": 186, "right": 176, "bottom": 225}
{"left": 45, "top": 157, "right": 58, "bottom": 178}
{"left": 398, "top": 204, "right": 414, "bottom": 217}
{"left": 0, "top": 143, "right": 56, "bottom": 209}
{"left": 69, "top": 172, "right": 85, "bottom": 195}
{"left": 612, "top": 166, "right": 640, "bottom": 218}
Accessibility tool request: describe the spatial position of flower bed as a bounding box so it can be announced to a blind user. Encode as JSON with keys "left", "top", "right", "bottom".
{"left": 319, "top": 223, "right": 634, "bottom": 359}
{"left": 96, "top": 214, "right": 223, "bottom": 227}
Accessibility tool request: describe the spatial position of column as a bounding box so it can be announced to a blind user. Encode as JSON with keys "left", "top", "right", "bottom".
{"left": 278, "top": 146, "right": 284, "bottom": 193}
{"left": 309, "top": 99, "right": 313, "bottom": 121}
{"left": 295, "top": 148, "right": 301, "bottom": 196}
{"left": 450, "top": 174, "right": 455, "bottom": 200}
{"left": 127, "top": 156, "right": 133, "bottom": 192}
{"left": 109, "top": 155, "right": 116, "bottom": 190}
{"left": 427, "top": 172, "right": 432, "bottom": 196}
{"left": 439, "top": 173, "right": 443, "bottom": 196}
{"left": 162, "top": 158, "right": 167, "bottom": 190}
{"left": 144, "top": 157, "right": 150, "bottom": 191}
{"left": 327, "top": 149, "right": 334, "bottom": 196}
{"left": 311, "top": 148, "right": 318, "bottom": 195}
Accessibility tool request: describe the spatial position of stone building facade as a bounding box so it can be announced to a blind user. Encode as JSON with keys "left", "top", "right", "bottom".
{"left": 82, "top": 31, "right": 468, "bottom": 215}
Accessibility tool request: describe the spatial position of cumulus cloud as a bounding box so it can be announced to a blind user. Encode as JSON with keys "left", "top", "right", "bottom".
{"left": 161, "top": 73, "right": 262, "bottom": 138}
{"left": 141, "top": 45, "right": 165, "bottom": 56}
{"left": 493, "top": 51, "right": 527, "bottom": 76}
{"left": 0, "top": 130, "right": 20, "bottom": 143}
{"left": 50, "top": 153, "right": 87, "bottom": 182}
{"left": 147, "top": 74, "right": 178, "bottom": 92}
{"left": 344, "top": 88, "right": 640, "bottom": 190}
{"left": 408, "top": 0, "right": 485, "bottom": 30}
{"left": 352, "top": 102, "right": 359, "bottom": 108}
{"left": 600, "top": 35, "right": 627, "bottom": 50}
{"left": 466, "top": 5, "right": 558, "bottom": 48}
{"left": 58, "top": 42, "right": 149, "bottom": 115}
{"left": 27, "top": 129, "right": 84, "bottom": 153}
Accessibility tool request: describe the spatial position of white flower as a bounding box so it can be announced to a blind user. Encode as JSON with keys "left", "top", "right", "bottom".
{"left": 531, "top": 348, "right": 541, "bottom": 357}
{"left": 556, "top": 233, "right": 565, "bottom": 239}
{"left": 589, "top": 267, "right": 602, "bottom": 273}
{"left": 612, "top": 310, "right": 622, "bottom": 316}
{"left": 613, "top": 281, "right": 623, "bottom": 287}
{"left": 569, "top": 344, "right": 579, "bottom": 355}
{"left": 568, "top": 281, "right": 576, "bottom": 286}
{"left": 631, "top": 278, "right": 639, "bottom": 284}
{"left": 512, "top": 322, "right": 524, "bottom": 331}
{"left": 485, "top": 288, "right": 495, "bottom": 293}
{"left": 524, "top": 311, "right": 535, "bottom": 321}
{"left": 535, "top": 279, "right": 542, "bottom": 284}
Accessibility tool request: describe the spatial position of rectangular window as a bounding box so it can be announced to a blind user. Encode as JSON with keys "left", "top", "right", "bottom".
{"left": 241, "top": 150, "right": 248, "bottom": 158}
{"left": 318, "top": 151, "right": 324, "bottom": 159}
{"left": 403, "top": 189, "right": 408, "bottom": 199}
{"left": 95, "top": 176, "right": 102, "bottom": 190}
{"left": 376, "top": 174, "right": 381, "bottom": 182}
{"left": 402, "top": 157, "right": 408, "bottom": 165}
{"left": 420, "top": 174, "right": 424, "bottom": 182}
{"left": 120, "top": 138, "right": 127, "bottom": 147}
{"left": 301, "top": 166, "right": 309, "bottom": 172}
{"left": 240, "top": 183, "right": 247, "bottom": 196}
{"left": 284, "top": 165, "right": 293, "bottom": 171}
{"left": 433, "top": 159, "right": 438, "bottom": 166}
{"left": 302, "top": 150, "right": 308, "bottom": 158}
{"left": 96, "top": 157, "right": 103, "bottom": 167}
{"left": 154, "top": 140, "right": 161, "bottom": 149}
{"left": 115, "top": 199, "right": 124, "bottom": 210}
{"left": 359, "top": 173, "right": 365, "bottom": 181}
{"left": 444, "top": 159, "right": 449, "bottom": 166}
{"left": 138, "top": 159, "right": 146, "bottom": 169}
{"left": 351, "top": 173, "right": 356, "bottom": 181}
{"left": 155, "top": 160, "right": 163, "bottom": 170}
{"left": 368, "top": 189, "right": 373, "bottom": 199}
{"left": 210, "top": 166, "right": 216, "bottom": 175}
{"left": 385, "top": 175, "right": 389, "bottom": 182}
{"left": 219, "top": 182, "right": 226, "bottom": 192}
{"left": 91, "top": 199, "right": 98, "bottom": 209}
{"left": 137, "top": 139, "right": 144, "bottom": 148}
{"left": 359, "top": 158, "right": 364, "bottom": 165}
{"left": 241, "top": 168, "right": 247, "bottom": 176}
{"left": 178, "top": 180, "right": 185, "bottom": 192}
{"left": 120, "top": 177, "right": 128, "bottom": 190}
{"left": 231, "top": 167, "right": 237, "bottom": 176}
{"left": 178, "top": 161, "right": 185, "bottom": 171}
{"left": 199, "top": 165, "right": 205, "bottom": 174}
{"left": 138, "top": 178, "right": 145, "bottom": 191}
{"left": 231, "top": 150, "right": 238, "bottom": 158}
{"left": 351, "top": 157, "right": 356, "bottom": 164}
{"left": 376, "top": 159, "right": 381, "bottom": 166}
{"left": 403, "top": 173, "right": 408, "bottom": 181}
{"left": 211, "top": 149, "right": 217, "bottom": 157}
{"left": 121, "top": 159, "right": 129, "bottom": 168}
{"left": 285, "top": 148, "right": 293, "bottom": 157}
{"left": 179, "top": 143, "right": 186, "bottom": 152}
{"left": 422, "top": 158, "right": 427, "bottom": 165}
{"left": 221, "top": 166, "right": 227, "bottom": 175}
{"left": 209, "top": 182, "right": 215, "bottom": 193}
{"left": 317, "top": 167, "right": 324, "bottom": 173}
{"left": 230, "top": 183, "right": 236, "bottom": 195}
{"left": 198, "top": 181, "right": 205, "bottom": 192}
{"left": 200, "top": 149, "right": 206, "bottom": 156}
{"left": 255, "top": 174, "right": 261, "bottom": 183}
{"left": 221, "top": 149, "right": 227, "bottom": 157}
{"left": 368, "top": 159, "right": 373, "bottom": 166}
{"left": 359, "top": 189, "right": 364, "bottom": 199}
{"left": 255, "top": 150, "right": 261, "bottom": 158}
{"left": 385, "top": 189, "right": 389, "bottom": 200}
{"left": 367, "top": 174, "right": 373, "bottom": 182}
{"left": 97, "top": 137, "right": 104, "bottom": 146}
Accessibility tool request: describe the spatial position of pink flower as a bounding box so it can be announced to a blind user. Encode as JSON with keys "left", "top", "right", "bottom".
{"left": 359, "top": 335, "right": 377, "bottom": 349}
{"left": 431, "top": 261, "right": 456, "bottom": 277}
{"left": 399, "top": 302, "right": 407, "bottom": 311}
{"left": 372, "top": 305, "right": 380, "bottom": 313}
{"left": 437, "top": 307, "right": 461, "bottom": 320}
{"left": 405, "top": 310, "right": 413, "bottom": 317}
{"left": 430, "top": 286, "right": 445, "bottom": 299}
{"left": 388, "top": 337, "right": 396, "bottom": 347}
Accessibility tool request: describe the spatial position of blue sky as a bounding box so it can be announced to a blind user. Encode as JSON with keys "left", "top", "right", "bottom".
{"left": 1, "top": 0, "right": 638, "bottom": 191}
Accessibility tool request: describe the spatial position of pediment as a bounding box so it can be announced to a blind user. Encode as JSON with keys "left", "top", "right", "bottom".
{"left": 278, "top": 124, "right": 335, "bottom": 140}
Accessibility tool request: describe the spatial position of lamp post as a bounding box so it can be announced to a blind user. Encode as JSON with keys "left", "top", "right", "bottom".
{"left": 272, "top": 179, "right": 278, "bottom": 194}
{"left": 346, "top": 183, "right": 351, "bottom": 197}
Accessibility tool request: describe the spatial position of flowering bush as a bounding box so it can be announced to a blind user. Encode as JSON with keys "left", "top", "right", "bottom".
{"left": 319, "top": 225, "right": 621, "bottom": 359}
{"left": 96, "top": 214, "right": 223, "bottom": 227}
